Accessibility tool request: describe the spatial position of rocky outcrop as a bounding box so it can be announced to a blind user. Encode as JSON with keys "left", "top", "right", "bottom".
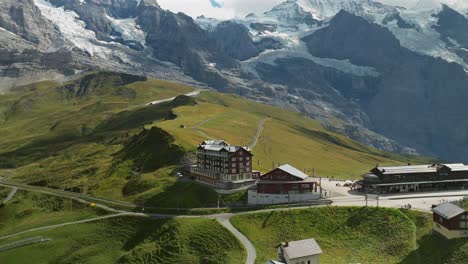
{"left": 0, "top": 0, "right": 64, "bottom": 50}
{"left": 211, "top": 21, "right": 260, "bottom": 61}
{"left": 302, "top": 10, "right": 468, "bottom": 160}
{"left": 434, "top": 4, "right": 468, "bottom": 48}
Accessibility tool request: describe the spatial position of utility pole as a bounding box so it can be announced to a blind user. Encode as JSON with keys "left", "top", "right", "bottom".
{"left": 319, "top": 177, "right": 322, "bottom": 198}
{"left": 217, "top": 193, "right": 220, "bottom": 208}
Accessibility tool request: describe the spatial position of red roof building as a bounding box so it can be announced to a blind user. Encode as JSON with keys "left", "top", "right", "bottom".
{"left": 248, "top": 164, "right": 320, "bottom": 205}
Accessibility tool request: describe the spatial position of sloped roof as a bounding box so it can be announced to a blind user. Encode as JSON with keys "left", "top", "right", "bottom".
{"left": 433, "top": 202, "right": 465, "bottom": 219}
{"left": 278, "top": 164, "right": 308, "bottom": 180}
{"left": 376, "top": 163, "right": 468, "bottom": 175}
{"left": 283, "top": 239, "right": 322, "bottom": 259}
{"left": 201, "top": 140, "right": 228, "bottom": 146}
{"left": 199, "top": 144, "right": 251, "bottom": 154}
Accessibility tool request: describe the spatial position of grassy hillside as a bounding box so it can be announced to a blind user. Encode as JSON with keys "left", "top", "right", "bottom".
{"left": 231, "top": 207, "right": 417, "bottom": 264}
{"left": 232, "top": 208, "right": 468, "bottom": 264}
{"left": 0, "top": 190, "right": 105, "bottom": 237}
{"left": 0, "top": 72, "right": 224, "bottom": 207}
{"left": 156, "top": 92, "right": 431, "bottom": 179}
{"left": 0, "top": 72, "right": 431, "bottom": 210}
{"left": 0, "top": 217, "right": 246, "bottom": 264}
{"left": 400, "top": 209, "right": 468, "bottom": 264}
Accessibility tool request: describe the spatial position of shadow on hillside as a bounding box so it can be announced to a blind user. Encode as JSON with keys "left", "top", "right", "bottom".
{"left": 134, "top": 181, "right": 219, "bottom": 209}
{"left": 121, "top": 218, "right": 175, "bottom": 251}
{"left": 262, "top": 211, "right": 282, "bottom": 228}
{"left": 0, "top": 97, "right": 195, "bottom": 169}
{"left": 330, "top": 207, "right": 372, "bottom": 233}
{"left": 400, "top": 233, "right": 468, "bottom": 264}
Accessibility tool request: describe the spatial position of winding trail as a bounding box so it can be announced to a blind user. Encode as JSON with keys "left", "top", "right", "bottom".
{"left": 145, "top": 90, "right": 201, "bottom": 106}
{"left": 0, "top": 213, "right": 140, "bottom": 240}
{"left": 248, "top": 118, "right": 268, "bottom": 149}
{"left": 2, "top": 187, "right": 17, "bottom": 204}
{"left": 217, "top": 216, "right": 256, "bottom": 264}
{"left": 191, "top": 113, "right": 234, "bottom": 140}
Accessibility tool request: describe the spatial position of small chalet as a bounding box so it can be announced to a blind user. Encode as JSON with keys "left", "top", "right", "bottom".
{"left": 248, "top": 164, "right": 319, "bottom": 205}
{"left": 190, "top": 140, "right": 256, "bottom": 190}
{"left": 433, "top": 202, "right": 468, "bottom": 239}
{"left": 275, "top": 238, "right": 323, "bottom": 264}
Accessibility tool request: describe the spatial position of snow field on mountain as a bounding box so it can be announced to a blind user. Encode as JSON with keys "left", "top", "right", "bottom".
{"left": 34, "top": 0, "right": 112, "bottom": 58}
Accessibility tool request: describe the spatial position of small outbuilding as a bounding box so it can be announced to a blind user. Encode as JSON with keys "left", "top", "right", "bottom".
{"left": 433, "top": 202, "right": 468, "bottom": 239}
{"left": 278, "top": 238, "right": 323, "bottom": 264}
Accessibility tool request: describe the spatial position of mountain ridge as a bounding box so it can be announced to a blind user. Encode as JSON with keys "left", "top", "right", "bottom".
{"left": 2, "top": 0, "right": 468, "bottom": 162}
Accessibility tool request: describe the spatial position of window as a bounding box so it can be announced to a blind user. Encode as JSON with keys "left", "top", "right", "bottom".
{"left": 246, "top": 156, "right": 250, "bottom": 161}
{"left": 460, "top": 221, "right": 468, "bottom": 229}
{"left": 232, "top": 168, "right": 237, "bottom": 173}
{"left": 232, "top": 158, "right": 236, "bottom": 161}
{"left": 240, "top": 157, "right": 243, "bottom": 161}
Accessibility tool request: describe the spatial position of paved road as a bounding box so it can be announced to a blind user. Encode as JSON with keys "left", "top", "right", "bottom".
{"left": 248, "top": 118, "right": 268, "bottom": 149}
{"left": 217, "top": 216, "right": 256, "bottom": 264}
{"left": 0, "top": 213, "right": 142, "bottom": 240}
{"left": 145, "top": 90, "right": 200, "bottom": 106}
{"left": 4, "top": 179, "right": 468, "bottom": 263}
{"left": 2, "top": 187, "right": 17, "bottom": 204}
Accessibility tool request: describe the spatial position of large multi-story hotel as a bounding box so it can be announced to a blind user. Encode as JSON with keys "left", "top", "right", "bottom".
{"left": 190, "top": 140, "right": 257, "bottom": 189}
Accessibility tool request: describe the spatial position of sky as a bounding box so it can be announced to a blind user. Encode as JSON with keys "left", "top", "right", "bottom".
{"left": 156, "top": 0, "right": 467, "bottom": 20}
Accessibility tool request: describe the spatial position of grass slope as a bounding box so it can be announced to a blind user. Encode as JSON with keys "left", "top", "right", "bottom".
{"left": 0, "top": 72, "right": 223, "bottom": 208}
{"left": 0, "top": 190, "right": 105, "bottom": 237}
{"left": 400, "top": 209, "right": 468, "bottom": 264}
{"left": 0, "top": 217, "right": 246, "bottom": 264}
{"left": 156, "top": 92, "right": 432, "bottom": 179}
{"left": 0, "top": 72, "right": 432, "bottom": 210}
{"left": 231, "top": 207, "right": 416, "bottom": 264}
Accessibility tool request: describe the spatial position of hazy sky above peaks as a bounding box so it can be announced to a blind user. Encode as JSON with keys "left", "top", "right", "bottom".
{"left": 156, "top": 0, "right": 466, "bottom": 20}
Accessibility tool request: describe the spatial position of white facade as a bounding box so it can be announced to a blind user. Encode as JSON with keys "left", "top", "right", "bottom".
{"left": 284, "top": 254, "right": 319, "bottom": 264}
{"left": 248, "top": 190, "right": 320, "bottom": 205}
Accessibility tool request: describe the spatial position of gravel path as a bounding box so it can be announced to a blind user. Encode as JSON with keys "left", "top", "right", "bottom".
{"left": 248, "top": 118, "right": 268, "bottom": 149}
{"left": 2, "top": 187, "right": 17, "bottom": 204}
{"left": 217, "top": 216, "right": 256, "bottom": 264}
{"left": 145, "top": 90, "right": 200, "bottom": 106}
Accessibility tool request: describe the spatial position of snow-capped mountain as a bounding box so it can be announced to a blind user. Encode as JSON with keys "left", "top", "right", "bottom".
{"left": 3, "top": 0, "right": 468, "bottom": 162}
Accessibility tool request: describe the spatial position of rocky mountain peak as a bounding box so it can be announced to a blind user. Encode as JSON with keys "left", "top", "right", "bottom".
{"left": 294, "top": 0, "right": 398, "bottom": 20}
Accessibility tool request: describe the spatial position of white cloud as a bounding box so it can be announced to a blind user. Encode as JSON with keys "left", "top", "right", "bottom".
{"left": 156, "top": 0, "right": 468, "bottom": 20}
{"left": 157, "top": 0, "right": 284, "bottom": 19}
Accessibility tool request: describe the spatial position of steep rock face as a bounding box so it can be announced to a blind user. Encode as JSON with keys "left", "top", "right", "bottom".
{"left": 303, "top": 10, "right": 468, "bottom": 160}
{"left": 0, "top": 0, "right": 63, "bottom": 49}
{"left": 265, "top": 0, "right": 319, "bottom": 26}
{"left": 303, "top": 10, "right": 404, "bottom": 72}
{"left": 434, "top": 4, "right": 468, "bottom": 48}
{"left": 211, "top": 21, "right": 260, "bottom": 61}
{"left": 137, "top": 6, "right": 232, "bottom": 88}
{"left": 382, "top": 10, "right": 414, "bottom": 29}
